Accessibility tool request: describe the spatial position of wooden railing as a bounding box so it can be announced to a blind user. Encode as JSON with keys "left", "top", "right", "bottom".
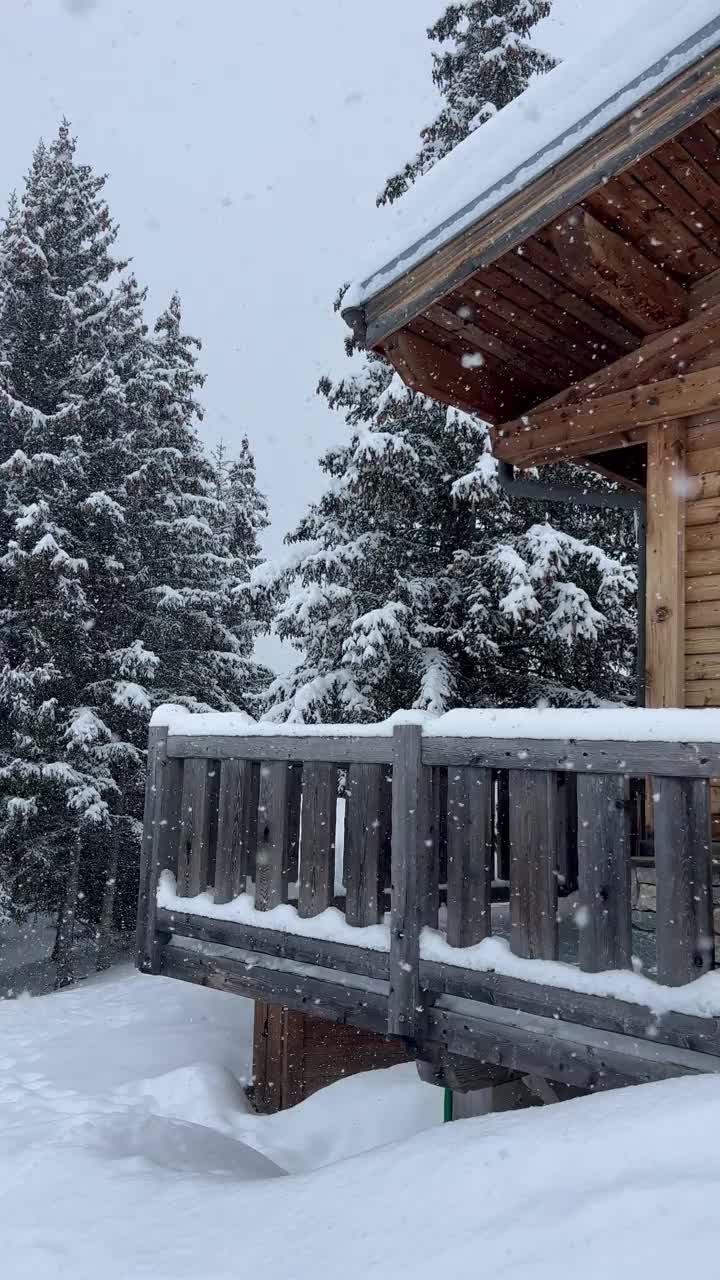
{"left": 136, "top": 716, "right": 720, "bottom": 1090}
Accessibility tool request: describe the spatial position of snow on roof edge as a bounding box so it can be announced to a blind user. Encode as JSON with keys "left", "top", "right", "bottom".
{"left": 345, "top": 2, "right": 720, "bottom": 314}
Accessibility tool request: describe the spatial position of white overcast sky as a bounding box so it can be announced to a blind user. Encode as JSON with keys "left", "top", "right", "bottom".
{"left": 3, "top": 0, "right": 635, "bottom": 667}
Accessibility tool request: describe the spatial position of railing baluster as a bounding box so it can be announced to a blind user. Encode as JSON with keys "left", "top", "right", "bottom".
{"left": 654, "top": 776, "right": 714, "bottom": 985}
{"left": 214, "top": 759, "right": 260, "bottom": 904}
{"left": 344, "top": 763, "right": 391, "bottom": 926}
{"left": 446, "top": 766, "right": 493, "bottom": 948}
{"left": 422, "top": 766, "right": 444, "bottom": 928}
{"left": 389, "top": 722, "right": 427, "bottom": 1037}
{"left": 255, "top": 762, "right": 302, "bottom": 912}
{"left": 576, "top": 774, "right": 631, "bottom": 972}
{"left": 177, "top": 758, "right": 215, "bottom": 897}
{"left": 298, "top": 763, "right": 338, "bottom": 918}
{"left": 509, "top": 769, "right": 558, "bottom": 960}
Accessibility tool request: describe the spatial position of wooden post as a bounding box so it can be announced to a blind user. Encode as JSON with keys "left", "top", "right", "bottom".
{"left": 214, "top": 759, "right": 260, "bottom": 904}
{"left": 645, "top": 421, "right": 686, "bottom": 708}
{"left": 177, "top": 758, "right": 216, "bottom": 897}
{"left": 508, "top": 770, "right": 558, "bottom": 960}
{"left": 653, "top": 776, "right": 714, "bottom": 985}
{"left": 255, "top": 762, "right": 302, "bottom": 912}
{"left": 344, "top": 763, "right": 392, "bottom": 926}
{"left": 298, "top": 763, "right": 338, "bottom": 918}
{"left": 389, "top": 722, "right": 427, "bottom": 1038}
{"left": 576, "top": 774, "right": 632, "bottom": 972}
{"left": 136, "top": 725, "right": 182, "bottom": 972}
{"left": 446, "top": 767, "right": 493, "bottom": 948}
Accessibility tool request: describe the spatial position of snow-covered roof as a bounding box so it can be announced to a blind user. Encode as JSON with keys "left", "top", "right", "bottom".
{"left": 346, "top": 0, "right": 720, "bottom": 313}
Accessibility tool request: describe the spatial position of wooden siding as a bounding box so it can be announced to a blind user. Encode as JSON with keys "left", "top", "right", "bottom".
{"left": 685, "top": 417, "right": 720, "bottom": 836}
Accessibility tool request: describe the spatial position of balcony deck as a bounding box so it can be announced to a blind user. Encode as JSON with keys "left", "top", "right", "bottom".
{"left": 136, "top": 708, "right": 720, "bottom": 1094}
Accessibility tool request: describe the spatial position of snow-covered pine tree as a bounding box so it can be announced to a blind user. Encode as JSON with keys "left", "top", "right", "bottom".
{"left": 0, "top": 125, "right": 146, "bottom": 978}
{"left": 379, "top": 1, "right": 555, "bottom": 205}
{"left": 211, "top": 434, "right": 269, "bottom": 579}
{"left": 265, "top": 0, "right": 637, "bottom": 723}
{"left": 125, "top": 295, "right": 270, "bottom": 718}
{"left": 0, "top": 127, "right": 270, "bottom": 973}
{"left": 264, "top": 350, "right": 636, "bottom": 722}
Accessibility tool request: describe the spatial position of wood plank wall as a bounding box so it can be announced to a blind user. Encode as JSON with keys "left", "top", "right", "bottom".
{"left": 685, "top": 414, "right": 720, "bottom": 834}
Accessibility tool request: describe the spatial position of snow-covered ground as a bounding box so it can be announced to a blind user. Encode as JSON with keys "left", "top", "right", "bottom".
{"left": 2, "top": 968, "right": 720, "bottom": 1278}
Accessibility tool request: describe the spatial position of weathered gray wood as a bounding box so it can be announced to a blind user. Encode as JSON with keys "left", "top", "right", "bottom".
{"left": 167, "top": 733, "right": 394, "bottom": 764}
{"left": 446, "top": 767, "right": 493, "bottom": 948}
{"left": 423, "top": 736, "right": 720, "bottom": 776}
{"left": 161, "top": 941, "right": 390, "bottom": 1032}
{"left": 654, "top": 776, "right": 714, "bottom": 985}
{"left": 135, "top": 726, "right": 183, "bottom": 971}
{"left": 576, "top": 774, "right": 632, "bottom": 972}
{"left": 176, "top": 758, "right": 216, "bottom": 897}
{"left": 509, "top": 770, "right": 558, "bottom": 960}
{"left": 298, "top": 763, "right": 339, "bottom": 918}
{"left": 166, "top": 728, "right": 720, "bottom": 776}
{"left": 158, "top": 907, "right": 389, "bottom": 980}
{"left": 160, "top": 941, "right": 720, "bottom": 1088}
{"left": 255, "top": 762, "right": 302, "bottom": 912}
{"left": 416, "top": 1048, "right": 516, "bottom": 1091}
{"left": 424, "top": 959, "right": 720, "bottom": 1056}
{"left": 214, "top": 759, "right": 260, "bottom": 904}
{"left": 389, "top": 722, "right": 427, "bottom": 1037}
{"left": 421, "top": 766, "right": 442, "bottom": 928}
{"left": 426, "top": 995, "right": 720, "bottom": 1091}
{"left": 157, "top": 908, "right": 720, "bottom": 1056}
{"left": 344, "top": 763, "right": 392, "bottom": 925}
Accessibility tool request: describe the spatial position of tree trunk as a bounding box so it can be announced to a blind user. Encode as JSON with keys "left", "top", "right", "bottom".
{"left": 54, "top": 842, "right": 81, "bottom": 989}
{"left": 96, "top": 824, "right": 120, "bottom": 972}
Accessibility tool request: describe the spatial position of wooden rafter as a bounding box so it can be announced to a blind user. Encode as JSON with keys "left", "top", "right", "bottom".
{"left": 550, "top": 209, "right": 689, "bottom": 334}
{"left": 421, "top": 301, "right": 564, "bottom": 391}
{"left": 383, "top": 329, "right": 512, "bottom": 421}
{"left": 494, "top": 367, "right": 720, "bottom": 465}
{"left": 357, "top": 44, "right": 720, "bottom": 348}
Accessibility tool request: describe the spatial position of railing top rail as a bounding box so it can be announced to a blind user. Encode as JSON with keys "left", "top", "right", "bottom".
{"left": 153, "top": 706, "right": 720, "bottom": 773}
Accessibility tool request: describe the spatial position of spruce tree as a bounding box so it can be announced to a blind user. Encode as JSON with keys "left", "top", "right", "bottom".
{"left": 0, "top": 125, "right": 144, "bottom": 977}
{"left": 266, "top": 0, "right": 638, "bottom": 724}
{"left": 380, "top": 1, "right": 555, "bottom": 204}
{"left": 126, "top": 296, "right": 269, "bottom": 717}
{"left": 265, "top": 355, "right": 635, "bottom": 722}
{"left": 0, "top": 127, "right": 270, "bottom": 975}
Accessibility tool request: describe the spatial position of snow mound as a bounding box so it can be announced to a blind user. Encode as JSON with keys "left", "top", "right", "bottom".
{"left": 2, "top": 968, "right": 720, "bottom": 1279}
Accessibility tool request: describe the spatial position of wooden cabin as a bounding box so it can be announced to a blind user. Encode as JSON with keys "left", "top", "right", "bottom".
{"left": 136, "top": 10, "right": 720, "bottom": 1113}
{"left": 343, "top": 9, "right": 720, "bottom": 722}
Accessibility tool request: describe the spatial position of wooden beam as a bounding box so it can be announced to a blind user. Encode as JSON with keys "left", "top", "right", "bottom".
{"left": 159, "top": 908, "right": 720, "bottom": 1056}
{"left": 550, "top": 209, "right": 688, "bottom": 334}
{"left": 490, "top": 299, "right": 720, "bottom": 461}
{"left": 494, "top": 368, "right": 720, "bottom": 465}
{"left": 646, "top": 422, "right": 687, "bottom": 708}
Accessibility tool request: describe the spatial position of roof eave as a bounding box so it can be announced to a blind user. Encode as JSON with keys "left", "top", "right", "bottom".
{"left": 345, "top": 41, "right": 720, "bottom": 351}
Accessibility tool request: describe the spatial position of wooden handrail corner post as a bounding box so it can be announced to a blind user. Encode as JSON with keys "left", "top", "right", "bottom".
{"left": 136, "top": 723, "right": 181, "bottom": 973}
{"left": 388, "top": 722, "right": 428, "bottom": 1039}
